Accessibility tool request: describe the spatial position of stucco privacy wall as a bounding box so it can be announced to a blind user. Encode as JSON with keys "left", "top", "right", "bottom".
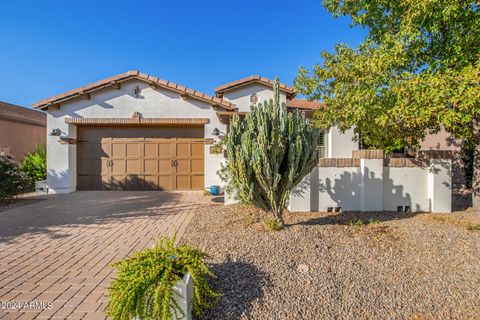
{"left": 46, "top": 79, "right": 226, "bottom": 193}
{"left": 327, "top": 126, "right": 358, "bottom": 158}
{"left": 221, "top": 83, "right": 287, "bottom": 112}
{"left": 289, "top": 157, "right": 452, "bottom": 213}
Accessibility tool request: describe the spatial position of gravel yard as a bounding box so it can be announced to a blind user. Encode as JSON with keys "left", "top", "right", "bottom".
{"left": 183, "top": 202, "right": 480, "bottom": 320}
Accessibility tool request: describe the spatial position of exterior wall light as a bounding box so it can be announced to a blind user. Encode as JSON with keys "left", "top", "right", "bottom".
{"left": 49, "top": 128, "right": 62, "bottom": 136}
{"left": 211, "top": 128, "right": 220, "bottom": 136}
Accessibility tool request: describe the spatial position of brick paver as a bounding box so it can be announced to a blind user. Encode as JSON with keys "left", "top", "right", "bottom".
{"left": 0, "top": 191, "right": 210, "bottom": 319}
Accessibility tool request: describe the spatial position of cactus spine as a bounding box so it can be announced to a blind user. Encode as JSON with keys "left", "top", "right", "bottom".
{"left": 222, "top": 78, "right": 319, "bottom": 226}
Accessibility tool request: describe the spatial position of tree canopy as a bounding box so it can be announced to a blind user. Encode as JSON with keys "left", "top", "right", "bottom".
{"left": 295, "top": 0, "right": 479, "bottom": 152}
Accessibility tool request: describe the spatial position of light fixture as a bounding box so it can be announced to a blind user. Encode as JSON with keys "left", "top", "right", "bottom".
{"left": 49, "top": 128, "right": 62, "bottom": 136}
{"left": 211, "top": 128, "right": 220, "bottom": 136}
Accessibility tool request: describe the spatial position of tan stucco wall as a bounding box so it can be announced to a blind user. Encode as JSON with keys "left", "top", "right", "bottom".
{"left": 0, "top": 119, "right": 46, "bottom": 160}
{"left": 420, "top": 128, "right": 465, "bottom": 185}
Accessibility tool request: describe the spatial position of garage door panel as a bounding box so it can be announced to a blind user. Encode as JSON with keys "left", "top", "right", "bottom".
{"left": 112, "top": 143, "right": 126, "bottom": 157}
{"left": 192, "top": 175, "right": 204, "bottom": 189}
{"left": 126, "top": 159, "right": 141, "bottom": 173}
{"left": 111, "top": 160, "right": 126, "bottom": 174}
{"left": 126, "top": 143, "right": 140, "bottom": 157}
{"left": 191, "top": 159, "right": 203, "bottom": 173}
{"left": 158, "top": 143, "right": 173, "bottom": 157}
{"left": 144, "top": 143, "right": 158, "bottom": 157}
{"left": 144, "top": 159, "right": 158, "bottom": 173}
{"left": 78, "top": 160, "right": 92, "bottom": 175}
{"left": 176, "top": 143, "right": 190, "bottom": 157}
{"left": 159, "top": 175, "right": 174, "bottom": 190}
{"left": 191, "top": 143, "right": 203, "bottom": 157}
{"left": 126, "top": 175, "right": 143, "bottom": 190}
{"left": 144, "top": 176, "right": 159, "bottom": 190}
{"left": 111, "top": 176, "right": 126, "bottom": 190}
{"left": 176, "top": 175, "right": 191, "bottom": 189}
{"left": 159, "top": 159, "right": 172, "bottom": 174}
{"left": 176, "top": 159, "right": 190, "bottom": 173}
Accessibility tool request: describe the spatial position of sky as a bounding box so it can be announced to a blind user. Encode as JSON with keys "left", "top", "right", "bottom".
{"left": 0, "top": 0, "right": 366, "bottom": 108}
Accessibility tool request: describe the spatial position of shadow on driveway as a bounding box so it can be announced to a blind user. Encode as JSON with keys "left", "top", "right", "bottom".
{"left": 0, "top": 191, "right": 200, "bottom": 244}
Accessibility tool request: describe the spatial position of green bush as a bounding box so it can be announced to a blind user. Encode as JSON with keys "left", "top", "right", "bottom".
{"left": 107, "top": 237, "right": 219, "bottom": 320}
{"left": 21, "top": 144, "right": 46, "bottom": 185}
{"left": 0, "top": 154, "right": 30, "bottom": 203}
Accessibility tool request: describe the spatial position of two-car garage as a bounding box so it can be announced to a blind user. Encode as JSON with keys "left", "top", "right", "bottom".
{"left": 77, "top": 126, "right": 205, "bottom": 190}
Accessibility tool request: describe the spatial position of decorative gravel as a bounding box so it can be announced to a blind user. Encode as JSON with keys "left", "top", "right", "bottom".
{"left": 183, "top": 202, "right": 480, "bottom": 320}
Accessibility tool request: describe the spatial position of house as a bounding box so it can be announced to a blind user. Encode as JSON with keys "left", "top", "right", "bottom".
{"left": 0, "top": 101, "right": 46, "bottom": 160}
{"left": 33, "top": 71, "right": 358, "bottom": 193}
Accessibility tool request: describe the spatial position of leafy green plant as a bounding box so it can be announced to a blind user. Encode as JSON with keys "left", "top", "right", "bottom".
{"left": 350, "top": 219, "right": 364, "bottom": 227}
{"left": 0, "top": 154, "right": 30, "bottom": 204}
{"left": 367, "top": 219, "right": 381, "bottom": 225}
{"left": 266, "top": 217, "right": 284, "bottom": 231}
{"left": 107, "top": 237, "right": 219, "bottom": 320}
{"left": 21, "top": 144, "right": 46, "bottom": 185}
{"left": 220, "top": 78, "right": 319, "bottom": 227}
{"left": 466, "top": 224, "right": 480, "bottom": 231}
{"left": 432, "top": 215, "right": 449, "bottom": 223}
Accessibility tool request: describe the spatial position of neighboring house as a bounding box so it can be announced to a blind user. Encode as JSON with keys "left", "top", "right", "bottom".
{"left": 0, "top": 101, "right": 46, "bottom": 160}
{"left": 33, "top": 71, "right": 358, "bottom": 193}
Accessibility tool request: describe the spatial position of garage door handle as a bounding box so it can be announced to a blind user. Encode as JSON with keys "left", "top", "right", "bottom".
{"left": 171, "top": 160, "right": 178, "bottom": 167}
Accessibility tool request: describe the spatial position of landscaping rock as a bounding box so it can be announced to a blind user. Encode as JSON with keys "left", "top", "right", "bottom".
{"left": 183, "top": 204, "right": 480, "bottom": 320}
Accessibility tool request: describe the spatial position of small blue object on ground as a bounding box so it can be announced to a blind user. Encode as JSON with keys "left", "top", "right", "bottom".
{"left": 210, "top": 185, "right": 220, "bottom": 195}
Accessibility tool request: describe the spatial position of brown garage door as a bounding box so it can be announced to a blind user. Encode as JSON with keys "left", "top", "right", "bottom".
{"left": 77, "top": 126, "right": 204, "bottom": 190}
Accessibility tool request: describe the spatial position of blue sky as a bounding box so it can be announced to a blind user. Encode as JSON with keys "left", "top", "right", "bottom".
{"left": 0, "top": 0, "right": 365, "bottom": 108}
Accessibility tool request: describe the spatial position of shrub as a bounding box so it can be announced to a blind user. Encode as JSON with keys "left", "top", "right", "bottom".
{"left": 266, "top": 217, "right": 284, "bottom": 231}
{"left": 107, "top": 237, "right": 219, "bottom": 320}
{"left": 0, "top": 154, "right": 30, "bottom": 203}
{"left": 466, "top": 223, "right": 480, "bottom": 231}
{"left": 21, "top": 144, "right": 46, "bottom": 185}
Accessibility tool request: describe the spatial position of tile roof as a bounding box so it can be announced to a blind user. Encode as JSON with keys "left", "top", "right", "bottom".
{"left": 286, "top": 99, "right": 325, "bottom": 110}
{"left": 215, "top": 75, "right": 296, "bottom": 98}
{"left": 0, "top": 101, "right": 46, "bottom": 126}
{"left": 33, "top": 71, "right": 236, "bottom": 111}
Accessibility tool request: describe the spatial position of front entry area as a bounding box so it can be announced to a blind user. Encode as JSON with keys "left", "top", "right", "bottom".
{"left": 77, "top": 126, "right": 205, "bottom": 190}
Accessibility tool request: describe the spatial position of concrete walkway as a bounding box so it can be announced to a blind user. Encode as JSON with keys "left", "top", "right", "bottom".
{"left": 0, "top": 191, "right": 210, "bottom": 319}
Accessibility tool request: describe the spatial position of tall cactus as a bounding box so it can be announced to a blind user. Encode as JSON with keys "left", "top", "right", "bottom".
{"left": 222, "top": 78, "right": 320, "bottom": 226}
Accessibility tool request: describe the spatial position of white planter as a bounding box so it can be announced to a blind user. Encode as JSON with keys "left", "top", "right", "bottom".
{"left": 171, "top": 272, "right": 194, "bottom": 320}
{"left": 133, "top": 272, "right": 193, "bottom": 320}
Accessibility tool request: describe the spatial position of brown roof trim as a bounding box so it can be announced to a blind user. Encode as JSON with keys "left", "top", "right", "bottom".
{"left": 216, "top": 111, "right": 248, "bottom": 116}
{"left": 0, "top": 101, "right": 46, "bottom": 127}
{"left": 33, "top": 71, "right": 236, "bottom": 111}
{"left": 286, "top": 99, "right": 325, "bottom": 111}
{"left": 65, "top": 117, "right": 209, "bottom": 126}
{"left": 215, "top": 75, "right": 296, "bottom": 98}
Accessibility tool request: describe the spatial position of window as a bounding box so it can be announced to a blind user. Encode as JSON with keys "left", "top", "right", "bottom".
{"left": 317, "top": 131, "right": 326, "bottom": 158}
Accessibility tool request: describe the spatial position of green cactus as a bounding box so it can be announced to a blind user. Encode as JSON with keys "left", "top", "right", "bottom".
{"left": 221, "top": 78, "right": 320, "bottom": 227}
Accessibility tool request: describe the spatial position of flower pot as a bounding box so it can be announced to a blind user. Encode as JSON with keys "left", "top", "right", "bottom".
{"left": 133, "top": 272, "right": 193, "bottom": 320}
{"left": 209, "top": 185, "right": 221, "bottom": 195}
{"left": 171, "top": 272, "right": 193, "bottom": 320}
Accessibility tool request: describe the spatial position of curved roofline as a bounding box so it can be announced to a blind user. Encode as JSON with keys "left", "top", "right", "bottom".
{"left": 214, "top": 75, "right": 296, "bottom": 98}
{"left": 33, "top": 70, "right": 236, "bottom": 111}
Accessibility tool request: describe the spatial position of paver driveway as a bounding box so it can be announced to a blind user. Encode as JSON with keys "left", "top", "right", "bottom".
{"left": 0, "top": 191, "right": 211, "bottom": 319}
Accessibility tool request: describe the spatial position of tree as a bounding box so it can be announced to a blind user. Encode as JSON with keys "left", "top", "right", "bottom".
{"left": 221, "top": 79, "right": 320, "bottom": 227}
{"left": 295, "top": 0, "right": 480, "bottom": 210}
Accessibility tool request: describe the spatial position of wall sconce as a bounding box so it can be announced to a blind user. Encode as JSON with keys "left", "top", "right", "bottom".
{"left": 211, "top": 128, "right": 220, "bottom": 136}
{"left": 49, "top": 128, "right": 62, "bottom": 136}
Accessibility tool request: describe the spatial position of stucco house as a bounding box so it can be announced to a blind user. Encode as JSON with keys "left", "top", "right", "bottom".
{"left": 33, "top": 71, "right": 359, "bottom": 194}
{"left": 0, "top": 101, "right": 46, "bottom": 160}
